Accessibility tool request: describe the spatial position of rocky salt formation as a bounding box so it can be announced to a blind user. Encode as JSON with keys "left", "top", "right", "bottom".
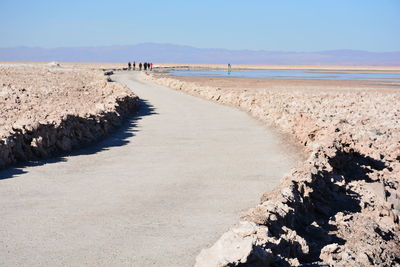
{"left": 0, "top": 66, "right": 138, "bottom": 169}
{"left": 141, "top": 73, "right": 400, "bottom": 266}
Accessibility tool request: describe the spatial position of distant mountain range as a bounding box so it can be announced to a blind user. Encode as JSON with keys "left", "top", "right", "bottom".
{"left": 1, "top": 43, "right": 399, "bottom": 65}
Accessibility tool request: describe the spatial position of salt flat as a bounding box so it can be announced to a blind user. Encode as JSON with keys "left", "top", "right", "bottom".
{"left": 144, "top": 71, "right": 400, "bottom": 266}
{"left": 0, "top": 71, "right": 298, "bottom": 266}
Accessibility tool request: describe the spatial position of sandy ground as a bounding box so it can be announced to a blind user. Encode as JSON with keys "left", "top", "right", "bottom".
{"left": 0, "top": 72, "right": 300, "bottom": 266}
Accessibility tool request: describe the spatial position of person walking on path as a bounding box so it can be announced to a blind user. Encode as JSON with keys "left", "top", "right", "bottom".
{"left": 133, "top": 61, "right": 136, "bottom": 70}
{"left": 150, "top": 63, "right": 153, "bottom": 71}
{"left": 128, "top": 62, "right": 131, "bottom": 70}
{"left": 139, "top": 62, "right": 142, "bottom": 71}
{"left": 144, "top": 62, "right": 147, "bottom": 71}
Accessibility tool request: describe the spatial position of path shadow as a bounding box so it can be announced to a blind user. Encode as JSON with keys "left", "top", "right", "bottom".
{"left": 0, "top": 99, "right": 156, "bottom": 180}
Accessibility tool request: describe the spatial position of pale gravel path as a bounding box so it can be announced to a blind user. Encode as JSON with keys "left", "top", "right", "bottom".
{"left": 0, "top": 72, "right": 299, "bottom": 266}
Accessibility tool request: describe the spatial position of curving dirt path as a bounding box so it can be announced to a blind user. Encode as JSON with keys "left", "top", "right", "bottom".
{"left": 0, "top": 72, "right": 299, "bottom": 266}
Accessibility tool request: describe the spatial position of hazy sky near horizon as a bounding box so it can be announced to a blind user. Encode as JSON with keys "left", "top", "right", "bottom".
{"left": 1, "top": 0, "right": 399, "bottom": 52}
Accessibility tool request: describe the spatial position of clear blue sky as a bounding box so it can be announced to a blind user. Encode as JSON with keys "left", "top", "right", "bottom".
{"left": 0, "top": 0, "right": 399, "bottom": 51}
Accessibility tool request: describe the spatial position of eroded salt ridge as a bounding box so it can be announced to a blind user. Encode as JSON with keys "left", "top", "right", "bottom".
{"left": 0, "top": 67, "right": 139, "bottom": 169}
{"left": 141, "top": 72, "right": 400, "bottom": 266}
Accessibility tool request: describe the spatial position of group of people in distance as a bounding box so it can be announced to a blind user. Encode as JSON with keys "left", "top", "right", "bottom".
{"left": 128, "top": 62, "right": 153, "bottom": 71}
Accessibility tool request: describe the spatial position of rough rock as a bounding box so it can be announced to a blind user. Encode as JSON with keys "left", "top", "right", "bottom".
{"left": 195, "top": 221, "right": 271, "bottom": 267}
{"left": 0, "top": 66, "right": 139, "bottom": 169}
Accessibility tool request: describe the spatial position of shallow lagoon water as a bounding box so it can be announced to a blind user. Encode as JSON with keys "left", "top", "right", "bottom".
{"left": 169, "top": 69, "right": 400, "bottom": 82}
